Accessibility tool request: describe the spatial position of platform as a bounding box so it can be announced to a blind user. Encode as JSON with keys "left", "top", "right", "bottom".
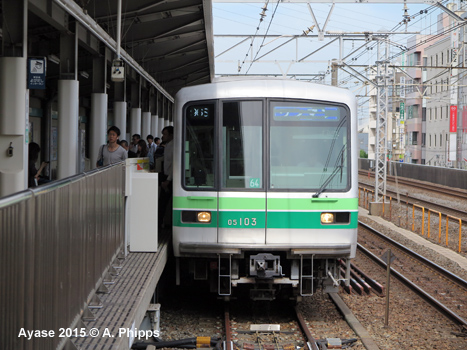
{"left": 74, "top": 232, "right": 170, "bottom": 350}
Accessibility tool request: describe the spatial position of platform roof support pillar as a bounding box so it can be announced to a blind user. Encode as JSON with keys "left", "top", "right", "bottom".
{"left": 90, "top": 56, "right": 108, "bottom": 168}
{"left": 0, "top": 0, "right": 28, "bottom": 197}
{"left": 57, "top": 30, "right": 79, "bottom": 179}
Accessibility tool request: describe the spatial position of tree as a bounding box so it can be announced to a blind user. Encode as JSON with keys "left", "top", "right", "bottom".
{"left": 360, "top": 150, "right": 368, "bottom": 158}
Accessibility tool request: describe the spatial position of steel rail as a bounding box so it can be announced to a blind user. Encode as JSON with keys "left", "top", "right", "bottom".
{"left": 295, "top": 307, "right": 319, "bottom": 350}
{"left": 359, "top": 221, "right": 467, "bottom": 290}
{"left": 359, "top": 170, "right": 467, "bottom": 200}
{"left": 358, "top": 222, "right": 467, "bottom": 327}
{"left": 224, "top": 305, "right": 233, "bottom": 350}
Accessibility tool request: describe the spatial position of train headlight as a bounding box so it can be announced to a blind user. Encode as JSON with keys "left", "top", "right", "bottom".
{"left": 197, "top": 211, "right": 211, "bottom": 223}
{"left": 321, "top": 212, "right": 334, "bottom": 224}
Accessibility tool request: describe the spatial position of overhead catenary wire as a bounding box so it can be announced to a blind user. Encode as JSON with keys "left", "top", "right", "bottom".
{"left": 341, "top": 1, "right": 450, "bottom": 74}
{"left": 237, "top": 1, "right": 270, "bottom": 73}
{"left": 245, "top": 0, "right": 281, "bottom": 74}
{"left": 339, "top": 2, "right": 460, "bottom": 90}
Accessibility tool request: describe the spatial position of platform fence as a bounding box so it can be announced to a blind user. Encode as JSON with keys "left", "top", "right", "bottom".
{"left": 0, "top": 163, "right": 125, "bottom": 350}
{"left": 358, "top": 187, "right": 466, "bottom": 254}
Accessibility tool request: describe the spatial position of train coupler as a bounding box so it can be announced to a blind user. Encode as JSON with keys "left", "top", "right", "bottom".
{"left": 249, "top": 253, "right": 282, "bottom": 279}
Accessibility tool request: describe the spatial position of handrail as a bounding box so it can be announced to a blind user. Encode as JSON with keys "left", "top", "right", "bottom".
{"left": 0, "top": 162, "right": 122, "bottom": 206}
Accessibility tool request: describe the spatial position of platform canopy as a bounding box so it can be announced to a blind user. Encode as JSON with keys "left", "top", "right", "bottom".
{"left": 28, "top": 0, "right": 214, "bottom": 96}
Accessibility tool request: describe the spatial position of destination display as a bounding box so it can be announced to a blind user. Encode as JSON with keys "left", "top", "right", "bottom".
{"left": 273, "top": 105, "right": 341, "bottom": 121}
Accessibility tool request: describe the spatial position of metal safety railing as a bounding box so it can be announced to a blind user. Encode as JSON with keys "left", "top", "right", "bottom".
{"left": 358, "top": 187, "right": 465, "bottom": 254}
{"left": 412, "top": 205, "right": 464, "bottom": 253}
{"left": 0, "top": 163, "right": 126, "bottom": 350}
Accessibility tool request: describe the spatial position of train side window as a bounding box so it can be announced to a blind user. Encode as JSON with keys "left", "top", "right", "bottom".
{"left": 183, "top": 103, "right": 216, "bottom": 189}
{"left": 222, "top": 101, "right": 263, "bottom": 189}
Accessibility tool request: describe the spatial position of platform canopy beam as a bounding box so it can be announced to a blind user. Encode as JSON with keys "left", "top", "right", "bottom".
{"left": 213, "top": 0, "right": 440, "bottom": 3}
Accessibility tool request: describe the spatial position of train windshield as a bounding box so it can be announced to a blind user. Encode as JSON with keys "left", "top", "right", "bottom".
{"left": 184, "top": 103, "right": 216, "bottom": 188}
{"left": 269, "top": 101, "right": 350, "bottom": 191}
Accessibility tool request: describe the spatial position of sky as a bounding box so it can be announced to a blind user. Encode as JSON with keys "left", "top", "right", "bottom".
{"left": 211, "top": 1, "right": 456, "bottom": 125}
{"left": 213, "top": 2, "right": 439, "bottom": 76}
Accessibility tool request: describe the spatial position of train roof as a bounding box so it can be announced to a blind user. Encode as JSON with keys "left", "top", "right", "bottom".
{"left": 175, "top": 78, "right": 356, "bottom": 107}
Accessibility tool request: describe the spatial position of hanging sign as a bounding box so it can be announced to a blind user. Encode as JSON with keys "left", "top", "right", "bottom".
{"left": 450, "top": 105, "right": 457, "bottom": 133}
{"left": 27, "top": 58, "right": 46, "bottom": 90}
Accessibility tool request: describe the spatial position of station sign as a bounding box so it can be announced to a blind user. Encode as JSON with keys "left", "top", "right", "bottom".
{"left": 27, "top": 58, "right": 46, "bottom": 90}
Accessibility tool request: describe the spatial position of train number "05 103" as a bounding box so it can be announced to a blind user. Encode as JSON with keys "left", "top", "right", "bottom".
{"left": 227, "top": 218, "right": 257, "bottom": 226}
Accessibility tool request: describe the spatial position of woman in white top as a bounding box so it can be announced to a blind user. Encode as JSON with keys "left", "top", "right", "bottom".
{"left": 96, "top": 126, "right": 128, "bottom": 167}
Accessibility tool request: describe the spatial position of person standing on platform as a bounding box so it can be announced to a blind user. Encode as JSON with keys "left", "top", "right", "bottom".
{"left": 136, "top": 139, "right": 149, "bottom": 158}
{"left": 96, "top": 126, "right": 127, "bottom": 167}
{"left": 154, "top": 137, "right": 161, "bottom": 149}
{"left": 120, "top": 140, "right": 129, "bottom": 153}
{"left": 147, "top": 135, "right": 157, "bottom": 169}
{"left": 130, "top": 134, "right": 141, "bottom": 154}
{"left": 28, "top": 142, "right": 49, "bottom": 187}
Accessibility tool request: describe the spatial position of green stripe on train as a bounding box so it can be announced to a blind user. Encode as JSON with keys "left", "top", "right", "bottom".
{"left": 267, "top": 197, "right": 358, "bottom": 211}
{"left": 174, "top": 210, "right": 358, "bottom": 229}
{"left": 266, "top": 211, "right": 358, "bottom": 229}
{"left": 174, "top": 196, "right": 358, "bottom": 211}
{"left": 173, "top": 196, "right": 218, "bottom": 209}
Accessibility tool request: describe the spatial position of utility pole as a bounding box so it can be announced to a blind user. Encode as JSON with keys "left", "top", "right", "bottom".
{"left": 457, "top": 11, "right": 466, "bottom": 168}
{"left": 373, "top": 39, "right": 389, "bottom": 207}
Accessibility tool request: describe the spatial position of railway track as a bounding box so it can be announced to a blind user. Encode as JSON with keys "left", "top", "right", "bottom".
{"left": 223, "top": 297, "right": 363, "bottom": 350}
{"left": 358, "top": 221, "right": 467, "bottom": 328}
{"left": 358, "top": 170, "right": 467, "bottom": 201}
{"left": 359, "top": 181, "right": 467, "bottom": 222}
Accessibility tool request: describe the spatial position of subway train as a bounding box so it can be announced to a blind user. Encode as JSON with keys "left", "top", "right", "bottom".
{"left": 171, "top": 78, "right": 358, "bottom": 300}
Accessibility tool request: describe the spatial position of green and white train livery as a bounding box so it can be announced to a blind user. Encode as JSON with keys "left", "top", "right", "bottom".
{"left": 172, "top": 78, "right": 358, "bottom": 300}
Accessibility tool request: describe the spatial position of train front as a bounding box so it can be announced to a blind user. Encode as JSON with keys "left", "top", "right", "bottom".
{"left": 172, "top": 80, "right": 358, "bottom": 300}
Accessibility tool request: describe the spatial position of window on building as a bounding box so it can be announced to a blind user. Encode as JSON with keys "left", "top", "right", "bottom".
{"left": 422, "top": 133, "right": 426, "bottom": 146}
{"left": 434, "top": 134, "right": 436, "bottom": 147}
{"left": 412, "top": 132, "right": 418, "bottom": 145}
{"left": 441, "top": 52, "right": 443, "bottom": 65}
{"left": 435, "top": 108, "right": 437, "bottom": 120}
{"left": 440, "top": 133, "right": 442, "bottom": 147}
{"left": 406, "top": 79, "right": 414, "bottom": 94}
{"left": 422, "top": 107, "right": 426, "bottom": 121}
{"left": 446, "top": 106, "right": 449, "bottom": 119}
{"left": 429, "top": 134, "right": 432, "bottom": 147}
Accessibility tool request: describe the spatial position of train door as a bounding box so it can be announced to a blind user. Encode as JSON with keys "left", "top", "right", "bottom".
{"left": 217, "top": 100, "right": 266, "bottom": 244}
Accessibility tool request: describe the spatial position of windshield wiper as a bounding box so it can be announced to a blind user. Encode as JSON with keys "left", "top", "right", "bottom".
{"left": 312, "top": 147, "right": 345, "bottom": 198}
{"left": 312, "top": 164, "right": 343, "bottom": 198}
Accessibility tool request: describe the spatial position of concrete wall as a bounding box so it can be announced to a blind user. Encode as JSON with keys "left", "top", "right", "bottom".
{"left": 359, "top": 158, "right": 467, "bottom": 190}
